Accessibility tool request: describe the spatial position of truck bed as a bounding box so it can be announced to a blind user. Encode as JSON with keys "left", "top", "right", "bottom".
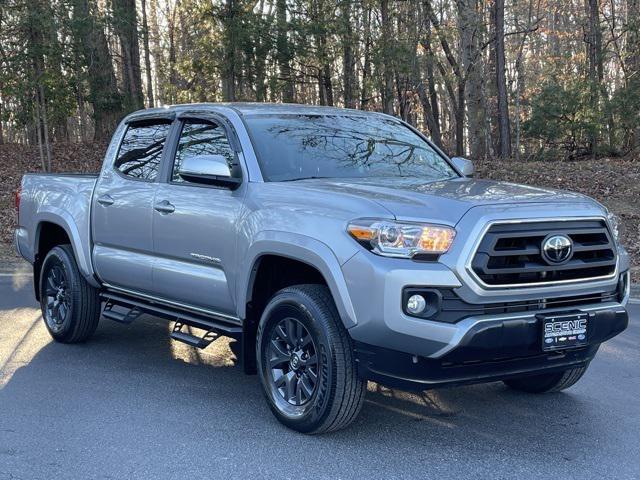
{"left": 16, "top": 173, "right": 99, "bottom": 280}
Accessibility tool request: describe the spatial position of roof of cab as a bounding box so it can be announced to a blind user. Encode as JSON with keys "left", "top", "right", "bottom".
{"left": 124, "top": 102, "right": 387, "bottom": 122}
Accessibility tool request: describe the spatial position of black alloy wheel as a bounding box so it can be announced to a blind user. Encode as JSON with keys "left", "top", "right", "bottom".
{"left": 267, "top": 317, "right": 319, "bottom": 406}
{"left": 42, "top": 262, "right": 71, "bottom": 334}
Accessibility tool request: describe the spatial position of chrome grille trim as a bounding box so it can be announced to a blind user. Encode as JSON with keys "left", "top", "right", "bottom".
{"left": 465, "top": 217, "right": 619, "bottom": 289}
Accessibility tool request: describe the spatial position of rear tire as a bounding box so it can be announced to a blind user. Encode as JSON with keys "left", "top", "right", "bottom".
{"left": 256, "top": 284, "right": 366, "bottom": 434}
{"left": 503, "top": 366, "right": 588, "bottom": 393}
{"left": 39, "top": 245, "right": 101, "bottom": 343}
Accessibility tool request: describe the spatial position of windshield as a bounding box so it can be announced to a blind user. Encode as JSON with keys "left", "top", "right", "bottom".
{"left": 244, "top": 114, "right": 459, "bottom": 182}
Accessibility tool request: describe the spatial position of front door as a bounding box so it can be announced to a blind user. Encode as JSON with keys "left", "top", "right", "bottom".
{"left": 92, "top": 119, "right": 172, "bottom": 293}
{"left": 151, "top": 118, "right": 246, "bottom": 314}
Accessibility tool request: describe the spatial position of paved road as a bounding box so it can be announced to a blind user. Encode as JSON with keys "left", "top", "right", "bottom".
{"left": 1, "top": 267, "right": 639, "bottom": 480}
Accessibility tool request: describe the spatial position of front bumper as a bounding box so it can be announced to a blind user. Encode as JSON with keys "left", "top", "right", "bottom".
{"left": 355, "top": 306, "right": 628, "bottom": 390}
{"left": 355, "top": 342, "right": 601, "bottom": 391}
{"left": 343, "top": 250, "right": 628, "bottom": 357}
{"left": 341, "top": 207, "right": 630, "bottom": 390}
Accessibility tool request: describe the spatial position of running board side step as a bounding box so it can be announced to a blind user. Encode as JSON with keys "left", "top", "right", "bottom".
{"left": 102, "top": 302, "right": 142, "bottom": 324}
{"left": 170, "top": 322, "right": 221, "bottom": 349}
{"left": 100, "top": 291, "right": 242, "bottom": 339}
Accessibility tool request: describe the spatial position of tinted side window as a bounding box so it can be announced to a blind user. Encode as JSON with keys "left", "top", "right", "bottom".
{"left": 172, "top": 120, "right": 235, "bottom": 183}
{"left": 114, "top": 121, "right": 171, "bottom": 181}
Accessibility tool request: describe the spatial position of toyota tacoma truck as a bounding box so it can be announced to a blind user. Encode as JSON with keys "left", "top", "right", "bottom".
{"left": 15, "top": 103, "right": 630, "bottom": 433}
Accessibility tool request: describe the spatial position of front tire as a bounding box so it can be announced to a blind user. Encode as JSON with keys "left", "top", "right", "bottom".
{"left": 39, "top": 245, "right": 101, "bottom": 343}
{"left": 503, "top": 366, "right": 588, "bottom": 393}
{"left": 257, "top": 285, "right": 366, "bottom": 434}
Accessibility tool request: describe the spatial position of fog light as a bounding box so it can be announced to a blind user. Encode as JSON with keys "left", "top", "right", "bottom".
{"left": 406, "top": 294, "right": 427, "bottom": 315}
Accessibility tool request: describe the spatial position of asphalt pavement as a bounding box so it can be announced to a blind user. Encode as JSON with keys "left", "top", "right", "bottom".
{"left": 1, "top": 266, "right": 639, "bottom": 479}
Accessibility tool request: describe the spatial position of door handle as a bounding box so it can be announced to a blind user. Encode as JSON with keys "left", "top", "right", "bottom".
{"left": 97, "top": 194, "right": 114, "bottom": 206}
{"left": 154, "top": 200, "right": 175, "bottom": 214}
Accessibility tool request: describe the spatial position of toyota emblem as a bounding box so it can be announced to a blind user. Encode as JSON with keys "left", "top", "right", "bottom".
{"left": 541, "top": 234, "right": 573, "bottom": 264}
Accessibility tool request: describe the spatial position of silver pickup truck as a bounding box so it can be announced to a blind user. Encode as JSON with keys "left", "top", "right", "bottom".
{"left": 15, "top": 103, "right": 630, "bottom": 433}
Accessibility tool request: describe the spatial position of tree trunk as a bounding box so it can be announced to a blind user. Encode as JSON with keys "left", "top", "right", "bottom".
{"left": 486, "top": 1, "right": 498, "bottom": 156}
{"left": 221, "top": 0, "right": 237, "bottom": 101}
{"left": 512, "top": 0, "right": 534, "bottom": 161}
{"left": 585, "top": 0, "right": 601, "bottom": 157}
{"left": 456, "top": 81, "right": 465, "bottom": 156}
{"left": 313, "top": 4, "right": 334, "bottom": 108}
{"left": 494, "top": 0, "right": 512, "bottom": 158}
{"left": 140, "top": 0, "right": 155, "bottom": 107}
{"left": 628, "top": 0, "right": 640, "bottom": 150}
{"left": 27, "top": 1, "right": 51, "bottom": 167}
{"left": 323, "top": 64, "right": 334, "bottom": 106}
{"left": 458, "top": 0, "right": 488, "bottom": 160}
{"left": 424, "top": 21, "right": 441, "bottom": 145}
{"left": 416, "top": 80, "right": 442, "bottom": 147}
{"left": 38, "top": 83, "right": 52, "bottom": 171}
{"left": 416, "top": 23, "right": 442, "bottom": 146}
{"left": 167, "top": 1, "right": 179, "bottom": 104}
{"left": 341, "top": 0, "right": 356, "bottom": 108}
{"left": 71, "top": 0, "right": 123, "bottom": 140}
{"left": 598, "top": 0, "right": 615, "bottom": 152}
{"left": 149, "top": 0, "right": 164, "bottom": 105}
{"left": 424, "top": 0, "right": 465, "bottom": 155}
{"left": 514, "top": 37, "right": 525, "bottom": 162}
{"left": 360, "top": 4, "right": 372, "bottom": 110}
{"left": 112, "top": 0, "right": 145, "bottom": 112}
{"left": 380, "top": 0, "right": 394, "bottom": 115}
{"left": 253, "top": 14, "right": 269, "bottom": 103}
{"left": 0, "top": 94, "right": 4, "bottom": 145}
{"left": 33, "top": 100, "right": 46, "bottom": 171}
{"left": 276, "top": 0, "right": 295, "bottom": 102}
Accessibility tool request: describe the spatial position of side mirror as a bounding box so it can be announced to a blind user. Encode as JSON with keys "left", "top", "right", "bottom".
{"left": 451, "top": 157, "right": 475, "bottom": 177}
{"left": 178, "top": 155, "right": 241, "bottom": 189}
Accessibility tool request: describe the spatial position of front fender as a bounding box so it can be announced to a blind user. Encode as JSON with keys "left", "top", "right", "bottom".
{"left": 237, "top": 231, "right": 358, "bottom": 328}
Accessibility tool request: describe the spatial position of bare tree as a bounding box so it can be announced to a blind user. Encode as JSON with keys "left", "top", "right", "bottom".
{"left": 341, "top": 0, "right": 356, "bottom": 108}
{"left": 112, "top": 0, "right": 145, "bottom": 111}
{"left": 148, "top": 0, "right": 164, "bottom": 105}
{"left": 0, "top": 93, "right": 4, "bottom": 145}
{"left": 360, "top": 3, "right": 372, "bottom": 110}
{"left": 494, "top": 0, "right": 512, "bottom": 158}
{"left": 276, "top": 0, "right": 295, "bottom": 102}
{"left": 424, "top": 0, "right": 465, "bottom": 155}
{"left": 140, "top": 0, "right": 155, "bottom": 107}
{"left": 221, "top": 0, "right": 238, "bottom": 101}
{"left": 458, "top": 0, "right": 489, "bottom": 160}
{"left": 628, "top": 0, "right": 640, "bottom": 150}
{"left": 70, "top": 0, "right": 123, "bottom": 140}
{"left": 380, "top": 0, "right": 394, "bottom": 115}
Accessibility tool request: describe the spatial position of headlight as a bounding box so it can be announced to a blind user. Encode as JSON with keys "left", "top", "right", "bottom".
{"left": 607, "top": 211, "right": 620, "bottom": 242}
{"left": 347, "top": 219, "right": 456, "bottom": 258}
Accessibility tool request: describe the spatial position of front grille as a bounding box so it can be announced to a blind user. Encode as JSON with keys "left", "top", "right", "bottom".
{"left": 471, "top": 220, "right": 617, "bottom": 286}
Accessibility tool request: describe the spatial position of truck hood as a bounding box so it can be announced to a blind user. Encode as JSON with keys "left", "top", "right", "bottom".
{"left": 283, "top": 177, "right": 596, "bottom": 225}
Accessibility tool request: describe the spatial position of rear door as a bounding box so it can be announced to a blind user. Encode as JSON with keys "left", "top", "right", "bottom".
{"left": 92, "top": 118, "right": 173, "bottom": 293}
{"left": 151, "top": 115, "right": 246, "bottom": 315}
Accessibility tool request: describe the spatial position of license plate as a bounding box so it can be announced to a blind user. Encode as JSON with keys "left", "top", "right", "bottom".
{"left": 539, "top": 312, "right": 589, "bottom": 351}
